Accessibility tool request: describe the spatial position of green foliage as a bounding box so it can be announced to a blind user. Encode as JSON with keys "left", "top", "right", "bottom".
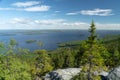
{"left": 87, "top": 21, "right": 97, "bottom": 45}
{"left": 48, "top": 48, "right": 65, "bottom": 68}
{"left": 0, "top": 54, "right": 32, "bottom": 80}
{"left": 17, "top": 48, "right": 30, "bottom": 54}
{"left": 74, "top": 41, "right": 88, "bottom": 67}
{"left": 102, "top": 35, "right": 120, "bottom": 53}
{"left": 49, "top": 47, "right": 78, "bottom": 69}
{"left": 0, "top": 42, "right": 6, "bottom": 54}
{"left": 8, "top": 39, "right": 18, "bottom": 52}
{"left": 71, "top": 72, "right": 87, "bottom": 80}
{"left": 58, "top": 40, "right": 82, "bottom": 49}
{"left": 63, "top": 51, "right": 74, "bottom": 67}
{"left": 0, "top": 42, "right": 4, "bottom": 48}
{"left": 9, "top": 38, "right": 18, "bottom": 46}
{"left": 33, "top": 50, "right": 53, "bottom": 78}
{"left": 79, "top": 21, "right": 107, "bottom": 80}
{"left": 108, "top": 48, "right": 120, "bottom": 68}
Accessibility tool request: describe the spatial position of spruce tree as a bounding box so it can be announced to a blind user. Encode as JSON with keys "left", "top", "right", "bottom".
{"left": 87, "top": 20, "right": 97, "bottom": 46}
{"left": 81, "top": 21, "right": 105, "bottom": 80}
{"left": 87, "top": 21, "right": 97, "bottom": 80}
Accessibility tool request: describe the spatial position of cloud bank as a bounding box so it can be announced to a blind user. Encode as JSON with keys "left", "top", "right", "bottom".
{"left": 0, "top": 1, "right": 50, "bottom": 12}
{"left": 4, "top": 18, "right": 119, "bottom": 30}
{"left": 81, "top": 9, "right": 113, "bottom": 16}
{"left": 24, "top": 5, "right": 50, "bottom": 12}
{"left": 12, "top": 1, "right": 40, "bottom": 7}
{"left": 66, "top": 8, "right": 113, "bottom": 16}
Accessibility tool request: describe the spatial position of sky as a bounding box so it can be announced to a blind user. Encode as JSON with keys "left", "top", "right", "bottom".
{"left": 0, "top": 0, "right": 120, "bottom": 30}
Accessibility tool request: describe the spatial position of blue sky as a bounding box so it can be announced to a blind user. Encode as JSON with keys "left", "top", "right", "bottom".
{"left": 0, "top": 0, "right": 120, "bottom": 30}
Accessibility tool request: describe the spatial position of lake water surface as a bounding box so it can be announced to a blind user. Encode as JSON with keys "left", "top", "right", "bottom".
{"left": 0, "top": 30, "right": 120, "bottom": 51}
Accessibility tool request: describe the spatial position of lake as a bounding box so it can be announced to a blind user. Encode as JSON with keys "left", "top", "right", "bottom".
{"left": 0, "top": 30, "right": 120, "bottom": 51}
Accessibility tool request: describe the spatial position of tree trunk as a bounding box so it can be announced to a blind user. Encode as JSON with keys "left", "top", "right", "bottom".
{"left": 88, "top": 57, "right": 92, "bottom": 80}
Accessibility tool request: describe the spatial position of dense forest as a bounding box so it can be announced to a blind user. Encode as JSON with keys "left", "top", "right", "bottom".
{"left": 0, "top": 22, "right": 120, "bottom": 80}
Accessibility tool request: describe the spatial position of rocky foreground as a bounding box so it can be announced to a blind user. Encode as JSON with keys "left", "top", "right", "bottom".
{"left": 44, "top": 66, "right": 120, "bottom": 80}
{"left": 45, "top": 68, "right": 81, "bottom": 80}
{"left": 108, "top": 66, "right": 120, "bottom": 80}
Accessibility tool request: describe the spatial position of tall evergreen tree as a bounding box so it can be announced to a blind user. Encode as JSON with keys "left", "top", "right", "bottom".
{"left": 87, "top": 21, "right": 97, "bottom": 80}
{"left": 81, "top": 21, "right": 105, "bottom": 80}
{"left": 87, "top": 20, "right": 97, "bottom": 45}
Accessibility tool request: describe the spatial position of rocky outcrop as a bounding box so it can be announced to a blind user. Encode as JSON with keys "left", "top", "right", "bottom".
{"left": 44, "top": 66, "right": 120, "bottom": 80}
{"left": 107, "top": 66, "right": 120, "bottom": 80}
{"left": 44, "top": 68, "right": 81, "bottom": 80}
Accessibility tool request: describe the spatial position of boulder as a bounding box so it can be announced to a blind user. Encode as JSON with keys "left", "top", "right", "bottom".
{"left": 44, "top": 68, "right": 81, "bottom": 80}
{"left": 107, "top": 66, "right": 120, "bottom": 80}
{"left": 99, "top": 71, "right": 108, "bottom": 80}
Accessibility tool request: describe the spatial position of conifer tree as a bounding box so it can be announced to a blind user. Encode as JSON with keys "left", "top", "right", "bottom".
{"left": 87, "top": 21, "right": 97, "bottom": 80}
{"left": 81, "top": 21, "right": 105, "bottom": 80}
{"left": 87, "top": 21, "right": 97, "bottom": 45}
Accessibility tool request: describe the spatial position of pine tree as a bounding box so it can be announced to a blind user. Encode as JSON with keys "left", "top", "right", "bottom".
{"left": 81, "top": 21, "right": 105, "bottom": 80}
{"left": 87, "top": 20, "right": 97, "bottom": 45}
{"left": 87, "top": 21, "right": 97, "bottom": 80}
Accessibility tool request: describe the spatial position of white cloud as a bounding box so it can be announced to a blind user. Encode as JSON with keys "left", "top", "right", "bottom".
{"left": 66, "top": 12, "right": 79, "bottom": 15}
{"left": 62, "top": 22, "right": 88, "bottom": 26}
{"left": 24, "top": 5, "right": 50, "bottom": 12}
{"left": 80, "top": 8, "right": 113, "bottom": 16}
{"left": 10, "top": 18, "right": 32, "bottom": 24}
{"left": 96, "top": 23, "right": 120, "bottom": 30}
{"left": 66, "top": 9, "right": 113, "bottom": 16}
{"left": 0, "top": 5, "right": 50, "bottom": 12}
{"left": 34, "top": 19, "right": 89, "bottom": 29}
{"left": 12, "top": 1, "right": 40, "bottom": 7}
{"left": 35, "top": 19, "right": 65, "bottom": 25}
{"left": 0, "top": 1, "right": 50, "bottom": 12}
